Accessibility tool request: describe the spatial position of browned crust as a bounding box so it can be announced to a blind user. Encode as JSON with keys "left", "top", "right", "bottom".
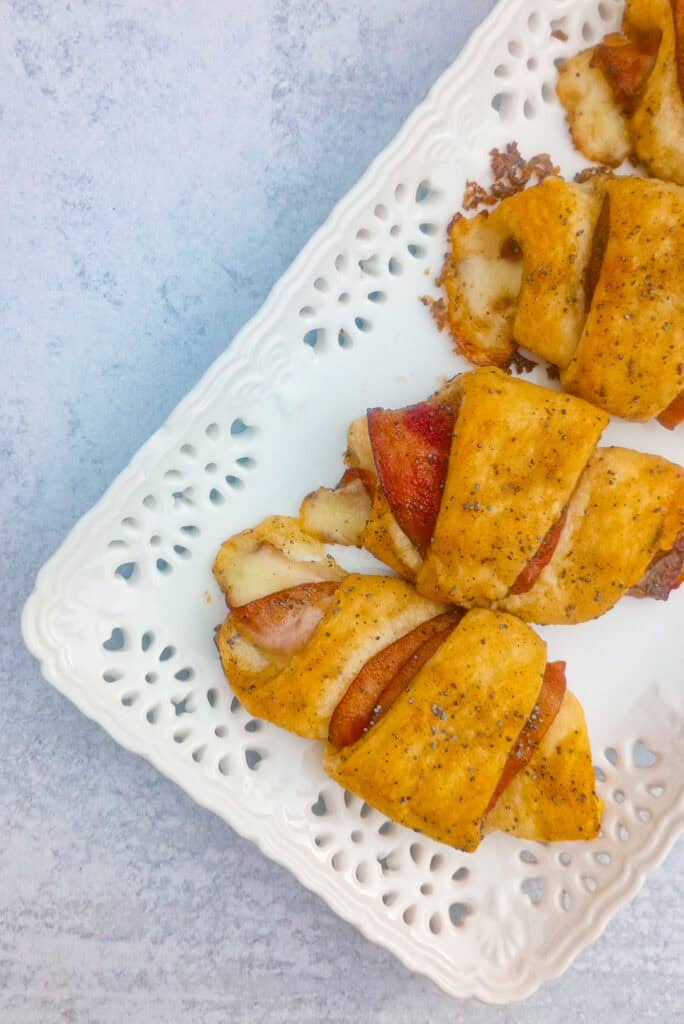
{"left": 462, "top": 142, "right": 560, "bottom": 212}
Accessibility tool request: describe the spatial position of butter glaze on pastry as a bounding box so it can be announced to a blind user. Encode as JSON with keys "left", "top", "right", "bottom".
{"left": 557, "top": 0, "right": 684, "bottom": 185}
{"left": 302, "top": 369, "right": 684, "bottom": 623}
{"left": 439, "top": 175, "right": 684, "bottom": 425}
{"left": 213, "top": 528, "right": 601, "bottom": 851}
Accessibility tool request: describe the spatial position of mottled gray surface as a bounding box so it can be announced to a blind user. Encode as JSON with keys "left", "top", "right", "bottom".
{"left": 2, "top": 1, "right": 683, "bottom": 1020}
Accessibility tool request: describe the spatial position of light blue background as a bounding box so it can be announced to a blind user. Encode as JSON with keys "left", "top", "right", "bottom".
{"left": 3, "top": 1, "right": 683, "bottom": 1020}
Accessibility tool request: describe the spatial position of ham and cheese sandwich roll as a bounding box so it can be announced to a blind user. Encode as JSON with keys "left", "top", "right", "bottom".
{"left": 301, "top": 369, "right": 684, "bottom": 623}
{"left": 213, "top": 515, "right": 443, "bottom": 738}
{"left": 439, "top": 175, "right": 684, "bottom": 426}
{"left": 213, "top": 522, "right": 601, "bottom": 850}
{"left": 556, "top": 0, "right": 684, "bottom": 185}
{"left": 325, "top": 609, "right": 601, "bottom": 851}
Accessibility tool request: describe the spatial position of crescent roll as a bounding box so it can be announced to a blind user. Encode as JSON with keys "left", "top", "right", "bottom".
{"left": 557, "top": 0, "right": 684, "bottom": 185}
{"left": 300, "top": 369, "right": 684, "bottom": 623}
{"left": 213, "top": 530, "right": 602, "bottom": 850}
{"left": 439, "top": 175, "right": 684, "bottom": 425}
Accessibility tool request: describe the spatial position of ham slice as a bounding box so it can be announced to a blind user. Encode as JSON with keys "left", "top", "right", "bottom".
{"left": 657, "top": 392, "right": 684, "bottom": 430}
{"left": 509, "top": 510, "right": 568, "bottom": 595}
{"left": 487, "top": 661, "right": 567, "bottom": 811}
{"left": 629, "top": 530, "right": 684, "bottom": 600}
{"left": 328, "top": 611, "right": 461, "bottom": 749}
{"left": 367, "top": 402, "right": 454, "bottom": 554}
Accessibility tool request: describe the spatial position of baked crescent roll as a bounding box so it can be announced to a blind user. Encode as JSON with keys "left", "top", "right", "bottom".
{"left": 213, "top": 516, "right": 443, "bottom": 738}
{"left": 300, "top": 369, "right": 684, "bottom": 623}
{"left": 213, "top": 537, "right": 602, "bottom": 849}
{"left": 562, "top": 177, "right": 684, "bottom": 421}
{"left": 325, "top": 608, "right": 549, "bottom": 852}
{"left": 557, "top": 0, "right": 684, "bottom": 185}
{"left": 438, "top": 175, "right": 684, "bottom": 425}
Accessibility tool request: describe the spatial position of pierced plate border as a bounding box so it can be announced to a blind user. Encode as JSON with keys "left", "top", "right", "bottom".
{"left": 21, "top": 0, "right": 684, "bottom": 1005}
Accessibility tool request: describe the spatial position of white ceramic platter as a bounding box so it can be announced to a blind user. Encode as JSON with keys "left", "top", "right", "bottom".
{"left": 22, "top": 0, "right": 684, "bottom": 1004}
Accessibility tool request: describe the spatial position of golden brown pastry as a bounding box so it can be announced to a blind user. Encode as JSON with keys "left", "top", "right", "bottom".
{"left": 562, "top": 177, "right": 684, "bottom": 421}
{"left": 414, "top": 370, "right": 608, "bottom": 608}
{"left": 483, "top": 690, "right": 599, "bottom": 842}
{"left": 557, "top": 0, "right": 684, "bottom": 184}
{"left": 500, "top": 447, "right": 684, "bottom": 624}
{"left": 324, "top": 609, "right": 598, "bottom": 851}
{"left": 439, "top": 175, "right": 684, "bottom": 425}
{"left": 300, "top": 369, "right": 684, "bottom": 624}
{"left": 441, "top": 177, "right": 604, "bottom": 370}
{"left": 219, "top": 573, "right": 442, "bottom": 739}
{"left": 213, "top": 529, "right": 601, "bottom": 850}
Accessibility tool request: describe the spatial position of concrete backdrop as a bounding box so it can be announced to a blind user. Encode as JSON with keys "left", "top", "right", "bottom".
{"left": 2, "top": 1, "right": 683, "bottom": 1020}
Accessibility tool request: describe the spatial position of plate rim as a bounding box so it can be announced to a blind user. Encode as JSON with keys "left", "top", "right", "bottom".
{"left": 21, "top": 0, "right": 684, "bottom": 1004}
